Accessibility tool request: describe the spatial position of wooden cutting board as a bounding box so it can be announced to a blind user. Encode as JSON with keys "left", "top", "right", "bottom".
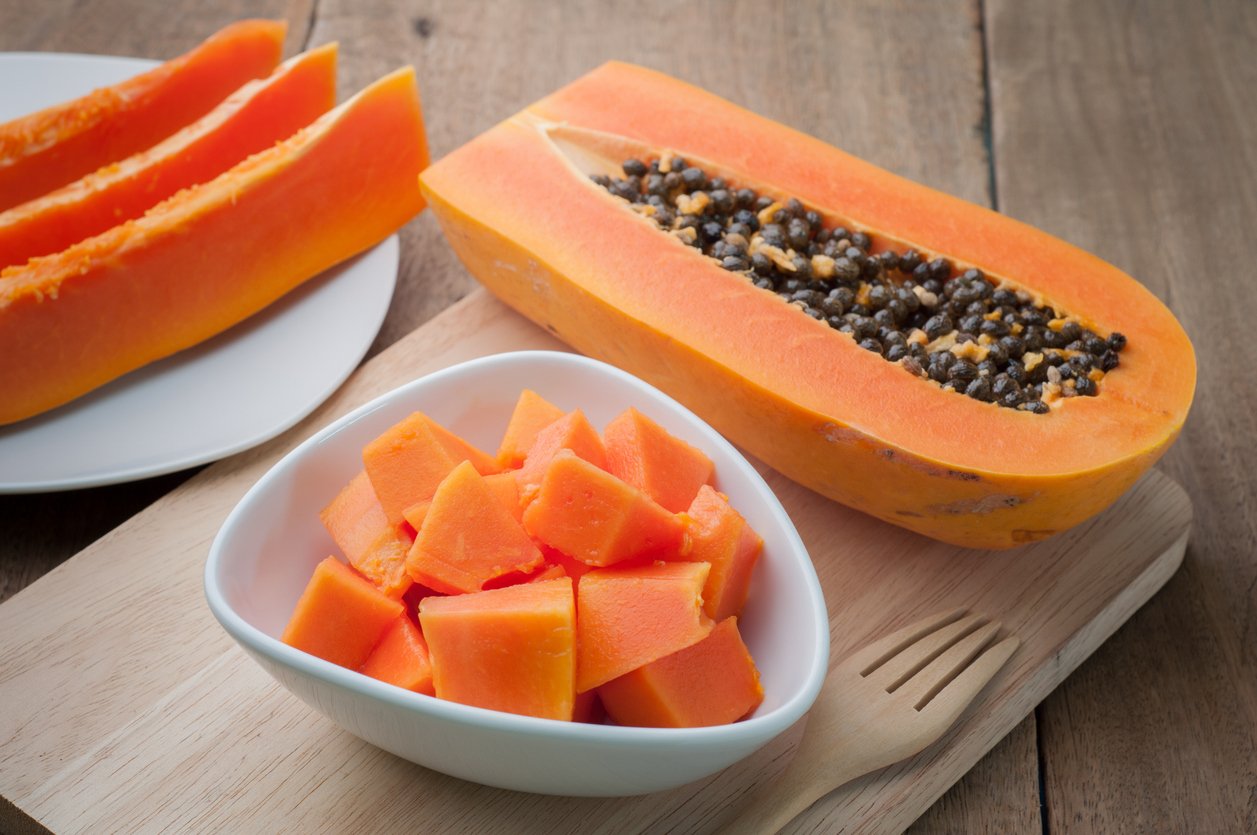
{"left": 0, "top": 291, "right": 1191, "bottom": 834}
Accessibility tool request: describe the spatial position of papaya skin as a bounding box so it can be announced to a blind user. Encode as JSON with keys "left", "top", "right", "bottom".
{"left": 0, "top": 20, "right": 287, "bottom": 210}
{"left": 419, "top": 62, "right": 1196, "bottom": 549}
{"left": 0, "top": 66, "right": 428, "bottom": 426}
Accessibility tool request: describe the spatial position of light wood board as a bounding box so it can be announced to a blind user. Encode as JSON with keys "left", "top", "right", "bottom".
{"left": 0, "top": 292, "right": 1191, "bottom": 834}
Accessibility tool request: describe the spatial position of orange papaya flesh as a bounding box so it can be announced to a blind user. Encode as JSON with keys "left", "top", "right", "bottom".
{"left": 281, "top": 556, "right": 403, "bottom": 670}
{"left": 575, "top": 561, "right": 713, "bottom": 693}
{"left": 363, "top": 411, "right": 499, "bottom": 526}
{"left": 319, "top": 470, "right": 414, "bottom": 598}
{"left": 0, "top": 66, "right": 429, "bottom": 427}
{"left": 0, "top": 43, "right": 338, "bottom": 268}
{"left": 514, "top": 409, "right": 607, "bottom": 504}
{"left": 359, "top": 615, "right": 435, "bottom": 695}
{"left": 405, "top": 460, "right": 544, "bottom": 595}
{"left": 419, "top": 577, "right": 576, "bottom": 721}
{"left": 497, "top": 388, "right": 565, "bottom": 468}
{"left": 603, "top": 407, "right": 714, "bottom": 513}
{"left": 680, "top": 485, "right": 763, "bottom": 622}
{"left": 401, "top": 471, "right": 519, "bottom": 532}
{"left": 598, "top": 617, "right": 763, "bottom": 728}
{"left": 0, "top": 20, "right": 287, "bottom": 210}
{"left": 419, "top": 61, "right": 1196, "bottom": 549}
{"left": 522, "top": 450, "right": 686, "bottom": 568}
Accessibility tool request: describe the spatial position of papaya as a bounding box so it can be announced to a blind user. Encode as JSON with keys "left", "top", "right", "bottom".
{"left": 680, "top": 485, "right": 763, "bottom": 622}
{"left": 281, "top": 557, "right": 403, "bottom": 670}
{"left": 603, "top": 407, "right": 714, "bottom": 513}
{"left": 521, "top": 450, "right": 685, "bottom": 567}
{"left": 419, "top": 61, "right": 1196, "bottom": 549}
{"left": 514, "top": 409, "right": 607, "bottom": 503}
{"left": 364, "top": 411, "right": 498, "bottom": 526}
{"left": 405, "top": 461, "right": 543, "bottom": 594}
{"left": 0, "top": 43, "right": 338, "bottom": 268}
{"left": 0, "top": 66, "right": 429, "bottom": 426}
{"left": 0, "top": 19, "right": 287, "bottom": 210}
{"left": 319, "top": 470, "right": 414, "bottom": 598}
{"left": 497, "top": 389, "right": 565, "bottom": 468}
{"left": 418, "top": 577, "right": 576, "bottom": 720}
{"left": 597, "top": 617, "right": 763, "bottom": 728}
{"left": 360, "top": 615, "right": 435, "bottom": 695}
{"left": 575, "top": 561, "right": 713, "bottom": 693}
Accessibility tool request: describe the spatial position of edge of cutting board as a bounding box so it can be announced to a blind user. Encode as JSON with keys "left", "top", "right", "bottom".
{"left": 0, "top": 290, "right": 1192, "bottom": 834}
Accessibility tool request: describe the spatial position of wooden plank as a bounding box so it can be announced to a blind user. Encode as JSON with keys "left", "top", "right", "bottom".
{"left": 0, "top": 292, "right": 1190, "bottom": 834}
{"left": 986, "top": 0, "right": 1257, "bottom": 831}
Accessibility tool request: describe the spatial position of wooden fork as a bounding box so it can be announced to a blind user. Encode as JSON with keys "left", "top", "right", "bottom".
{"left": 723, "top": 609, "right": 1020, "bottom": 834}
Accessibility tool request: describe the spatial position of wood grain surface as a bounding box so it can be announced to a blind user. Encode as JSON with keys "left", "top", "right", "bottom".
{"left": 0, "top": 0, "right": 1248, "bottom": 831}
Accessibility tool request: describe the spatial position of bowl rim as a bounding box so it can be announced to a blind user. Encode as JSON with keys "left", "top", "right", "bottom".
{"left": 204, "top": 350, "right": 829, "bottom": 747}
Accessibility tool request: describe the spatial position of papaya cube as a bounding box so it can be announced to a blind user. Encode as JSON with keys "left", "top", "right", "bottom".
{"left": 515, "top": 410, "right": 607, "bottom": 503}
{"left": 598, "top": 617, "right": 763, "bottom": 728}
{"left": 682, "top": 485, "right": 764, "bottom": 621}
{"left": 419, "top": 577, "right": 576, "bottom": 720}
{"left": 575, "top": 561, "right": 713, "bottom": 693}
{"left": 319, "top": 471, "right": 414, "bottom": 597}
{"left": 405, "top": 461, "right": 544, "bottom": 594}
{"left": 402, "top": 471, "right": 522, "bottom": 533}
{"left": 362, "top": 411, "right": 499, "bottom": 526}
{"left": 522, "top": 450, "right": 685, "bottom": 567}
{"left": 603, "top": 407, "right": 714, "bottom": 513}
{"left": 360, "top": 615, "right": 435, "bottom": 696}
{"left": 497, "top": 389, "right": 565, "bottom": 468}
{"left": 281, "top": 557, "right": 403, "bottom": 669}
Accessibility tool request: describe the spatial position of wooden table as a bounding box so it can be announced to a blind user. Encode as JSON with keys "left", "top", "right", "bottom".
{"left": 1, "top": 1, "right": 1252, "bottom": 832}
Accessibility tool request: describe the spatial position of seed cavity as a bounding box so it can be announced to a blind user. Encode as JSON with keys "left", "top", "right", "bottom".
{"left": 594, "top": 157, "right": 1128, "bottom": 413}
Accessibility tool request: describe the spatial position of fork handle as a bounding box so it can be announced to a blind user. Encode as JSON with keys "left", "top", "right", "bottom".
{"left": 720, "top": 693, "right": 876, "bottom": 833}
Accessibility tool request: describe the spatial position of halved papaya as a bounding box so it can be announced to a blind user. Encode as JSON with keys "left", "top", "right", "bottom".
{"left": 419, "top": 62, "right": 1196, "bottom": 548}
{"left": 0, "top": 19, "right": 287, "bottom": 210}
{"left": 0, "top": 66, "right": 428, "bottom": 426}
{"left": 0, "top": 43, "right": 338, "bottom": 268}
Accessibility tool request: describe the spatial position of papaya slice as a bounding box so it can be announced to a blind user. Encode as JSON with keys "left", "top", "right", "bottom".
{"left": 360, "top": 615, "right": 435, "bottom": 695}
{"left": 0, "top": 43, "right": 338, "bottom": 268}
{"left": 419, "top": 577, "right": 576, "bottom": 720}
{"left": 603, "top": 407, "right": 714, "bottom": 513}
{"left": 522, "top": 450, "right": 685, "bottom": 567}
{"left": 514, "top": 409, "right": 607, "bottom": 503}
{"left": 497, "top": 388, "right": 565, "bottom": 468}
{"left": 575, "top": 561, "right": 713, "bottom": 693}
{"left": 680, "top": 485, "right": 763, "bottom": 622}
{"left": 405, "top": 461, "right": 544, "bottom": 594}
{"left": 281, "top": 556, "right": 403, "bottom": 670}
{"left": 598, "top": 617, "right": 763, "bottom": 728}
{"left": 419, "top": 61, "right": 1196, "bottom": 549}
{"left": 364, "top": 411, "right": 499, "bottom": 526}
{"left": 319, "top": 470, "right": 414, "bottom": 598}
{"left": 0, "top": 19, "right": 287, "bottom": 210}
{"left": 0, "top": 66, "right": 429, "bottom": 426}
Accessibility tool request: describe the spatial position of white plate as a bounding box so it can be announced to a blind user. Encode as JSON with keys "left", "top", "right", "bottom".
{"left": 0, "top": 53, "right": 398, "bottom": 493}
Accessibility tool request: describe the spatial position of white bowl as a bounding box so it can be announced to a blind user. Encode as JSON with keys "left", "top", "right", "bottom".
{"left": 205, "top": 351, "right": 829, "bottom": 796}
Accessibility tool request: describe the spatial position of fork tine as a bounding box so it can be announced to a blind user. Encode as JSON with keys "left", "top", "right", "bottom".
{"left": 920, "top": 634, "right": 1020, "bottom": 724}
{"left": 863, "top": 613, "right": 988, "bottom": 691}
{"left": 844, "top": 607, "right": 968, "bottom": 677}
{"left": 894, "top": 620, "right": 1002, "bottom": 709}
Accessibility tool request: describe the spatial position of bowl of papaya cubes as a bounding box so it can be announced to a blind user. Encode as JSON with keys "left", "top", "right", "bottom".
{"left": 205, "top": 350, "right": 828, "bottom": 796}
